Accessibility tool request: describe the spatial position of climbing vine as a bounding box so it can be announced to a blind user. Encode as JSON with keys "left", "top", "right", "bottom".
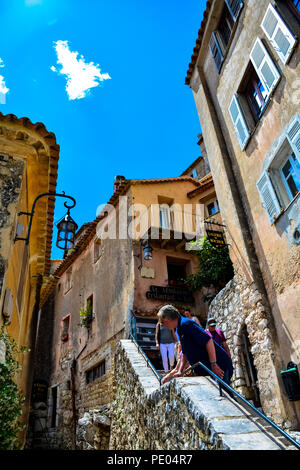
{"left": 0, "top": 326, "right": 28, "bottom": 450}
{"left": 186, "top": 236, "right": 234, "bottom": 303}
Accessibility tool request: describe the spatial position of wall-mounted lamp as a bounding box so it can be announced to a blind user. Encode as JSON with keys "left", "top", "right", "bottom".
{"left": 135, "top": 239, "right": 153, "bottom": 269}
{"left": 14, "top": 191, "right": 77, "bottom": 255}
{"left": 56, "top": 209, "right": 78, "bottom": 252}
{"left": 143, "top": 240, "right": 153, "bottom": 261}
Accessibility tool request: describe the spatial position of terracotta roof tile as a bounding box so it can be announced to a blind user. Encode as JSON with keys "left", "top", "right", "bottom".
{"left": 185, "top": 0, "right": 213, "bottom": 86}
{"left": 187, "top": 173, "right": 214, "bottom": 198}
{"left": 39, "top": 176, "right": 201, "bottom": 305}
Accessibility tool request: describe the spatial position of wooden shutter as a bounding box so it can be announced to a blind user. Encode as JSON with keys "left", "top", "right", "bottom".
{"left": 256, "top": 171, "right": 281, "bottom": 224}
{"left": 225, "top": 0, "right": 244, "bottom": 22}
{"left": 250, "top": 38, "right": 280, "bottom": 97}
{"left": 261, "top": 4, "right": 297, "bottom": 65}
{"left": 228, "top": 94, "right": 250, "bottom": 150}
{"left": 287, "top": 115, "right": 300, "bottom": 163}
{"left": 209, "top": 32, "right": 224, "bottom": 72}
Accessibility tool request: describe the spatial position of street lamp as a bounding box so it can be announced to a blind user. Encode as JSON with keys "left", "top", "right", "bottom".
{"left": 14, "top": 191, "right": 77, "bottom": 254}
{"left": 136, "top": 239, "right": 153, "bottom": 269}
{"left": 143, "top": 240, "right": 153, "bottom": 261}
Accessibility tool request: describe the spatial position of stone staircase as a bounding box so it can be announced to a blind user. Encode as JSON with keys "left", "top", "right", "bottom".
{"left": 110, "top": 340, "right": 299, "bottom": 450}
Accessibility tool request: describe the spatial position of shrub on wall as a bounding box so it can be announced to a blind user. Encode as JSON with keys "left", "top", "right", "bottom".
{"left": 186, "top": 236, "right": 234, "bottom": 303}
{"left": 0, "top": 326, "right": 28, "bottom": 450}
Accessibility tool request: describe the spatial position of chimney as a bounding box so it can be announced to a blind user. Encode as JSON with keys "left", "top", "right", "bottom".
{"left": 114, "top": 175, "right": 126, "bottom": 193}
{"left": 197, "top": 134, "right": 210, "bottom": 174}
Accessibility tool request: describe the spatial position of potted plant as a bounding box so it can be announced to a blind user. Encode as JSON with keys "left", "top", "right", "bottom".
{"left": 80, "top": 299, "right": 93, "bottom": 328}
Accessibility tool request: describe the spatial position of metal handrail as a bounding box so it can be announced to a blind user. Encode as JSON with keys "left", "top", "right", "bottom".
{"left": 178, "top": 360, "right": 300, "bottom": 450}
{"left": 129, "top": 333, "right": 162, "bottom": 385}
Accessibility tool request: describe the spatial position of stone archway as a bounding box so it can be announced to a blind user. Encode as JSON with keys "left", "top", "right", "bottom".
{"left": 208, "top": 274, "right": 288, "bottom": 425}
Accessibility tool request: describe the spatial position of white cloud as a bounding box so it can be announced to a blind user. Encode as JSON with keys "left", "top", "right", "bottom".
{"left": 51, "top": 40, "right": 111, "bottom": 100}
{"left": 0, "top": 58, "right": 9, "bottom": 104}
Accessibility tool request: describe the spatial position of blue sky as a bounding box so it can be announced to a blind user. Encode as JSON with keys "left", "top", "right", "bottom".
{"left": 0, "top": 0, "right": 206, "bottom": 259}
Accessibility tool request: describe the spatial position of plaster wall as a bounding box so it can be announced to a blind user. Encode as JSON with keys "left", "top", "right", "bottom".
{"left": 133, "top": 245, "right": 206, "bottom": 318}
{"left": 191, "top": 0, "right": 300, "bottom": 403}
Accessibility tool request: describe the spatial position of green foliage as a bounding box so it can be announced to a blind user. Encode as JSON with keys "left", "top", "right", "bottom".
{"left": 79, "top": 298, "right": 93, "bottom": 328}
{"left": 0, "top": 326, "right": 28, "bottom": 450}
{"left": 186, "top": 236, "right": 234, "bottom": 302}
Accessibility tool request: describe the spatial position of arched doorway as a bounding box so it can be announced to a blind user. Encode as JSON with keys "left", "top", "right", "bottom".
{"left": 240, "top": 326, "right": 261, "bottom": 408}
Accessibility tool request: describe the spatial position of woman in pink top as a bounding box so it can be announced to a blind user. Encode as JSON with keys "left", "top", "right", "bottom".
{"left": 206, "top": 318, "right": 231, "bottom": 359}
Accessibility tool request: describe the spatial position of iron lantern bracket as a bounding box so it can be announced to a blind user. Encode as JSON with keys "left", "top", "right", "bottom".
{"left": 14, "top": 191, "right": 76, "bottom": 245}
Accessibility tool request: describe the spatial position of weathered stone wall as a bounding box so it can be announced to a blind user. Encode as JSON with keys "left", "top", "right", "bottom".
{"left": 109, "top": 339, "right": 282, "bottom": 450}
{"left": 208, "top": 274, "right": 296, "bottom": 427}
{"left": 0, "top": 153, "right": 24, "bottom": 294}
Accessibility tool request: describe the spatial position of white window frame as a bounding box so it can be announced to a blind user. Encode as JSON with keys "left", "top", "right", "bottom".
{"left": 249, "top": 37, "right": 281, "bottom": 99}
{"left": 257, "top": 115, "right": 300, "bottom": 224}
{"left": 280, "top": 153, "right": 300, "bottom": 202}
{"left": 229, "top": 37, "right": 281, "bottom": 150}
{"left": 261, "top": 3, "right": 297, "bottom": 65}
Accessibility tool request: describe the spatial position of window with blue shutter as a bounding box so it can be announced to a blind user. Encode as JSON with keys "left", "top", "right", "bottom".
{"left": 287, "top": 116, "right": 300, "bottom": 161}
{"left": 256, "top": 116, "right": 300, "bottom": 223}
{"left": 225, "top": 0, "right": 244, "bottom": 22}
{"left": 209, "top": 1, "right": 243, "bottom": 72}
{"left": 261, "top": 4, "right": 297, "bottom": 65}
{"left": 256, "top": 172, "right": 282, "bottom": 224}
{"left": 250, "top": 38, "right": 281, "bottom": 98}
{"left": 228, "top": 94, "right": 250, "bottom": 150}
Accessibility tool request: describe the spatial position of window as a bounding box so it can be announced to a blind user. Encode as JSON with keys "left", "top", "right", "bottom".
{"left": 287, "top": 0, "right": 300, "bottom": 20}
{"left": 61, "top": 315, "right": 70, "bottom": 342}
{"left": 243, "top": 63, "right": 268, "bottom": 123}
{"left": 210, "top": 0, "right": 244, "bottom": 72}
{"left": 94, "top": 238, "right": 102, "bottom": 263}
{"left": 50, "top": 386, "right": 57, "bottom": 428}
{"left": 229, "top": 38, "right": 280, "bottom": 149}
{"left": 257, "top": 115, "right": 300, "bottom": 224}
{"left": 65, "top": 268, "right": 72, "bottom": 293}
{"left": 281, "top": 153, "right": 300, "bottom": 201}
{"left": 86, "top": 360, "right": 106, "bottom": 384}
{"left": 159, "top": 204, "right": 171, "bottom": 229}
{"left": 167, "top": 258, "right": 188, "bottom": 286}
{"left": 191, "top": 168, "right": 198, "bottom": 179}
{"left": 261, "top": 3, "right": 297, "bottom": 64}
{"left": 206, "top": 200, "right": 220, "bottom": 217}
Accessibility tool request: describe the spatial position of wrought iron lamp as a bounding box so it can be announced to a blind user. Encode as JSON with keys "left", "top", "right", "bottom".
{"left": 14, "top": 191, "right": 77, "bottom": 253}
{"left": 142, "top": 240, "right": 153, "bottom": 261}
{"left": 56, "top": 209, "right": 78, "bottom": 252}
{"left": 135, "top": 238, "right": 153, "bottom": 269}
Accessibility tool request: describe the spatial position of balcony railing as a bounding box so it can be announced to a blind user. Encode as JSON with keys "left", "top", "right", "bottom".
{"left": 132, "top": 204, "right": 205, "bottom": 243}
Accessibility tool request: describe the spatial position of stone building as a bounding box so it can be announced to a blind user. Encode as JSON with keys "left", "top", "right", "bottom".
{"left": 0, "top": 112, "right": 59, "bottom": 446}
{"left": 28, "top": 170, "right": 221, "bottom": 449}
{"left": 185, "top": 0, "right": 300, "bottom": 427}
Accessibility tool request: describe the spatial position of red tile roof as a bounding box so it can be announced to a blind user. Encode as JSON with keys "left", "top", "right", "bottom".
{"left": 185, "top": 0, "right": 213, "bottom": 86}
